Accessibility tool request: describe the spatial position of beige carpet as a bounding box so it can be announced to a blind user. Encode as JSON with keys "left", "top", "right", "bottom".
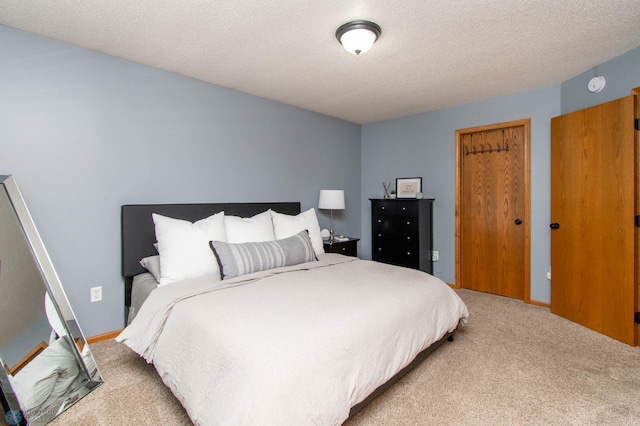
{"left": 51, "top": 289, "right": 640, "bottom": 425}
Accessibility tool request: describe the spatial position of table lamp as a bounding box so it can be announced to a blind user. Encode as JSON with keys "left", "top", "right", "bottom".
{"left": 318, "top": 190, "right": 345, "bottom": 244}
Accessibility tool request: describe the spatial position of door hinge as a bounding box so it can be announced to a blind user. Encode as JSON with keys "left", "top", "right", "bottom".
{"left": 635, "top": 118, "right": 640, "bottom": 131}
{"left": 636, "top": 312, "right": 640, "bottom": 324}
{"left": 636, "top": 215, "right": 640, "bottom": 228}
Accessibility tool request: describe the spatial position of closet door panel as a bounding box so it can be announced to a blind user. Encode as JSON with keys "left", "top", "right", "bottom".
{"left": 550, "top": 95, "right": 636, "bottom": 346}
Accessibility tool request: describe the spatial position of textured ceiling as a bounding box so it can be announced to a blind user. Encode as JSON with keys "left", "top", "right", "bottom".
{"left": 1, "top": 0, "right": 640, "bottom": 124}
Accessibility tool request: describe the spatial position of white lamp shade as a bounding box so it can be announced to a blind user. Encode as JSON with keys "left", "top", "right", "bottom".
{"left": 45, "top": 292, "right": 66, "bottom": 338}
{"left": 339, "top": 28, "right": 377, "bottom": 55}
{"left": 318, "top": 190, "right": 345, "bottom": 210}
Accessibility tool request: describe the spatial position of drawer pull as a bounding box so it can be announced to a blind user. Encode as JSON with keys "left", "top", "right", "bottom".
{"left": 378, "top": 233, "right": 382, "bottom": 237}
{"left": 378, "top": 248, "right": 383, "bottom": 251}
{"left": 378, "top": 219, "right": 381, "bottom": 223}
{"left": 342, "top": 247, "right": 346, "bottom": 251}
{"left": 406, "top": 221, "right": 411, "bottom": 225}
{"left": 402, "top": 207, "right": 406, "bottom": 211}
{"left": 381, "top": 206, "right": 385, "bottom": 210}
{"left": 407, "top": 236, "right": 411, "bottom": 240}
{"left": 407, "top": 251, "right": 411, "bottom": 255}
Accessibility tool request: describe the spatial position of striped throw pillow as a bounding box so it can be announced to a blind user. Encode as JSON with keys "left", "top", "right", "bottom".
{"left": 209, "top": 230, "right": 317, "bottom": 279}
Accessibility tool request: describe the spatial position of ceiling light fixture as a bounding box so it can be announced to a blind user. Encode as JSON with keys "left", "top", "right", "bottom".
{"left": 335, "top": 20, "right": 381, "bottom": 55}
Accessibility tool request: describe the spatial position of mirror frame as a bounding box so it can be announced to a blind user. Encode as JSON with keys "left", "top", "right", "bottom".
{"left": 0, "top": 175, "right": 103, "bottom": 425}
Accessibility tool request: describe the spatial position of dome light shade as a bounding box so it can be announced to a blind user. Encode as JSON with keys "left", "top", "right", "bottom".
{"left": 335, "top": 20, "right": 381, "bottom": 55}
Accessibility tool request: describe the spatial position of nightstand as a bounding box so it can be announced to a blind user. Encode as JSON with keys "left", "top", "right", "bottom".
{"left": 323, "top": 237, "right": 359, "bottom": 257}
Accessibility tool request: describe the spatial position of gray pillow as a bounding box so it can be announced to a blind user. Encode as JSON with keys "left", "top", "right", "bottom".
{"left": 139, "top": 255, "right": 161, "bottom": 282}
{"left": 209, "top": 230, "right": 317, "bottom": 280}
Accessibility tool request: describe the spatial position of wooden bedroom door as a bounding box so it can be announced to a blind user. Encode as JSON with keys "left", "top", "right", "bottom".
{"left": 456, "top": 119, "right": 530, "bottom": 300}
{"left": 550, "top": 94, "right": 637, "bottom": 346}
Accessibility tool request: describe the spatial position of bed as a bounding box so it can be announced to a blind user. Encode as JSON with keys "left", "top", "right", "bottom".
{"left": 117, "top": 202, "right": 468, "bottom": 425}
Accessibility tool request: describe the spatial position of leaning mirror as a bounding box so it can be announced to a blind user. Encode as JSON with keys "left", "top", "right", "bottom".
{"left": 0, "top": 175, "right": 102, "bottom": 425}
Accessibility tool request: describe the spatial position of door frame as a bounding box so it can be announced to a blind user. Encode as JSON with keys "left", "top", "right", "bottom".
{"left": 454, "top": 118, "right": 532, "bottom": 303}
{"left": 634, "top": 87, "right": 640, "bottom": 343}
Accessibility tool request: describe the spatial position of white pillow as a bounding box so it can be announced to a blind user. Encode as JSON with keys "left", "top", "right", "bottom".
{"left": 9, "top": 337, "right": 80, "bottom": 412}
{"left": 153, "top": 212, "right": 227, "bottom": 285}
{"left": 270, "top": 208, "right": 325, "bottom": 256}
{"left": 225, "top": 210, "right": 275, "bottom": 243}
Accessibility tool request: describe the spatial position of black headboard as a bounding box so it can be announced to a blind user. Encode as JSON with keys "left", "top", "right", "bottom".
{"left": 121, "top": 202, "right": 300, "bottom": 306}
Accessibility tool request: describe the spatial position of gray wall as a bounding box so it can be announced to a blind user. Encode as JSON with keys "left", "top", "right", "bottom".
{"left": 1, "top": 23, "right": 638, "bottom": 335}
{"left": 361, "top": 86, "right": 560, "bottom": 303}
{"left": 561, "top": 45, "right": 640, "bottom": 114}
{"left": 1, "top": 315, "right": 50, "bottom": 367}
{"left": 0, "top": 26, "right": 361, "bottom": 337}
{"left": 361, "top": 44, "right": 640, "bottom": 305}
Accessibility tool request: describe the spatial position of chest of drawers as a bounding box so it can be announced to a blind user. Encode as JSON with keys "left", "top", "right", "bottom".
{"left": 370, "top": 198, "right": 433, "bottom": 274}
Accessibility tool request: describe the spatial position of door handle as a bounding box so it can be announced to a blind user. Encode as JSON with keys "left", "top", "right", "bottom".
{"left": 514, "top": 219, "right": 522, "bottom": 225}
{"left": 550, "top": 223, "right": 560, "bottom": 229}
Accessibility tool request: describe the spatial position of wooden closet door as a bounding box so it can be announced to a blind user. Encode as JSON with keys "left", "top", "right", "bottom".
{"left": 550, "top": 95, "right": 636, "bottom": 346}
{"left": 456, "top": 120, "right": 529, "bottom": 299}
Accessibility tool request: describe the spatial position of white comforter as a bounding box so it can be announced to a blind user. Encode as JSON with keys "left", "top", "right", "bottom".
{"left": 117, "top": 254, "right": 468, "bottom": 425}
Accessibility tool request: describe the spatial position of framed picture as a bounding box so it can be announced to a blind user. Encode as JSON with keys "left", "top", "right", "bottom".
{"left": 396, "top": 177, "right": 422, "bottom": 198}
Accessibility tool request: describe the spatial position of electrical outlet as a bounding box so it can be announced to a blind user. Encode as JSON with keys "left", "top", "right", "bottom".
{"left": 432, "top": 250, "right": 439, "bottom": 262}
{"left": 90, "top": 286, "right": 102, "bottom": 303}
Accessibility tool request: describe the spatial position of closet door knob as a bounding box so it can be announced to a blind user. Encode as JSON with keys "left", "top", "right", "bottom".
{"left": 550, "top": 223, "right": 560, "bottom": 229}
{"left": 514, "top": 219, "right": 522, "bottom": 225}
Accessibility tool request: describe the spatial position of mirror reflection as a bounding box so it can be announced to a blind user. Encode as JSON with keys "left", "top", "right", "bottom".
{"left": 0, "top": 175, "right": 102, "bottom": 425}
